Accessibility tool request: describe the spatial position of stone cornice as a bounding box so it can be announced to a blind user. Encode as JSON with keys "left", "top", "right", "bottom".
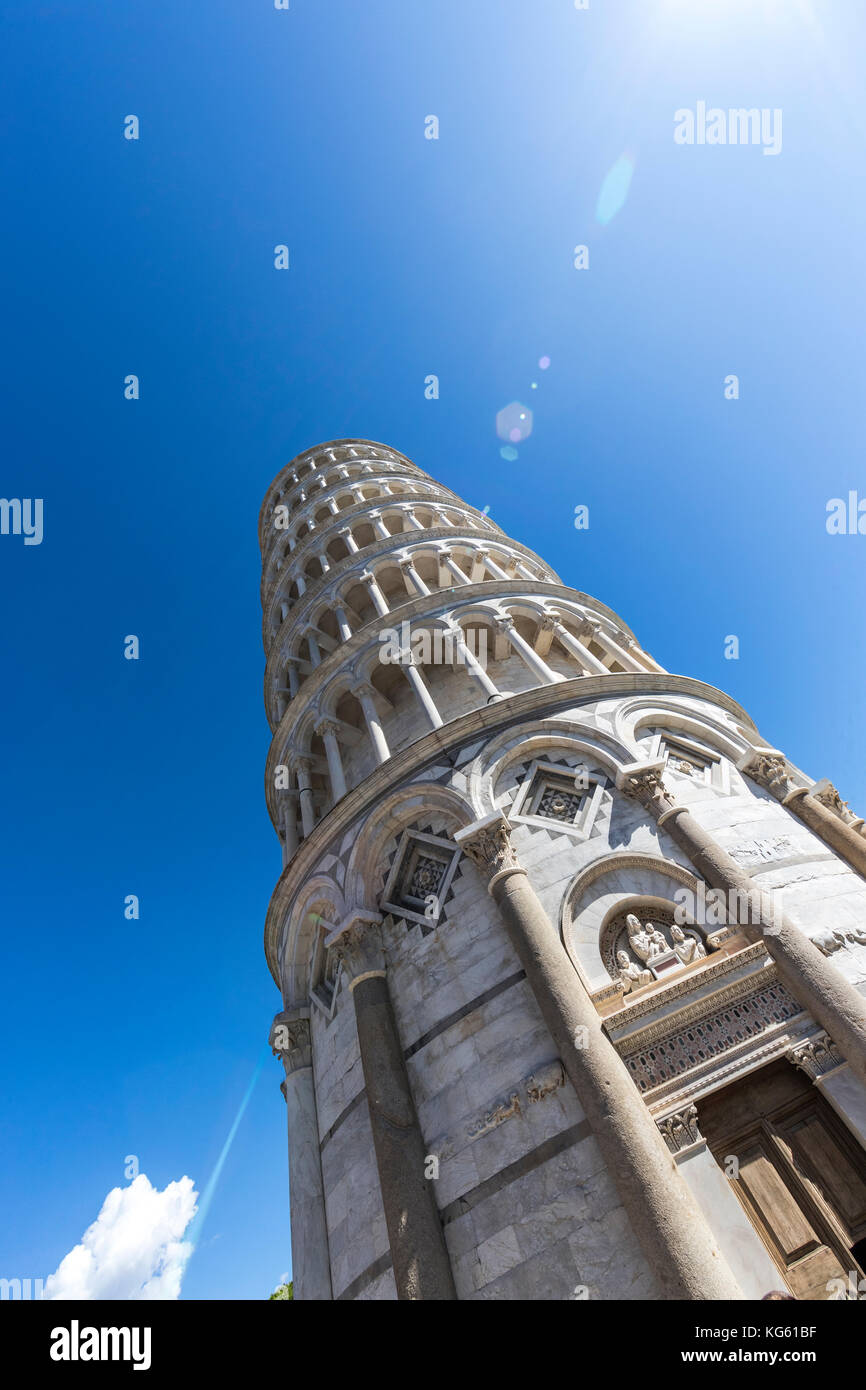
{"left": 263, "top": 578, "right": 638, "bottom": 732}
{"left": 263, "top": 672, "right": 760, "bottom": 984}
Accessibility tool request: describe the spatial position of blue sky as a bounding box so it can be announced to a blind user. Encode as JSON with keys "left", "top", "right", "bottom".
{"left": 1, "top": 0, "right": 864, "bottom": 1299}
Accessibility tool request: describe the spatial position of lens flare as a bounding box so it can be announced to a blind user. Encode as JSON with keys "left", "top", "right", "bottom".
{"left": 596, "top": 152, "right": 635, "bottom": 225}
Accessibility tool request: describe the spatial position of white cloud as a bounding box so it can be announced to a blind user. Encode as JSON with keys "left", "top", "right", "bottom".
{"left": 44, "top": 1174, "right": 198, "bottom": 1301}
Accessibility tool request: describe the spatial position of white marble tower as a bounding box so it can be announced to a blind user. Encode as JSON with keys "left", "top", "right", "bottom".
{"left": 262, "top": 439, "right": 866, "bottom": 1301}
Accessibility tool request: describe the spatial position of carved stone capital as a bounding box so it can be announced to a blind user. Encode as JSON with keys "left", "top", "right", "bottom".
{"left": 325, "top": 911, "right": 386, "bottom": 989}
{"left": 788, "top": 1032, "right": 843, "bottom": 1081}
{"left": 314, "top": 718, "right": 339, "bottom": 740}
{"left": 811, "top": 780, "right": 849, "bottom": 818}
{"left": 494, "top": 615, "right": 515, "bottom": 634}
{"left": 738, "top": 749, "right": 791, "bottom": 797}
{"left": 538, "top": 613, "right": 557, "bottom": 632}
{"left": 616, "top": 762, "right": 673, "bottom": 814}
{"left": 657, "top": 1104, "right": 703, "bottom": 1154}
{"left": 269, "top": 1010, "right": 312, "bottom": 1075}
{"left": 454, "top": 812, "right": 522, "bottom": 885}
{"left": 577, "top": 617, "right": 601, "bottom": 642}
{"left": 288, "top": 751, "right": 313, "bottom": 775}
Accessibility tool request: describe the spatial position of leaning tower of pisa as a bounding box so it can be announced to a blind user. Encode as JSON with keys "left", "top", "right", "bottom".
{"left": 263, "top": 439, "right": 866, "bottom": 1302}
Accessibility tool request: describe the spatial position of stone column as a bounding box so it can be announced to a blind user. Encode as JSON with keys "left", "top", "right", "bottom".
{"left": 334, "top": 605, "right": 353, "bottom": 642}
{"left": 438, "top": 549, "right": 471, "bottom": 586}
{"left": 338, "top": 527, "right": 359, "bottom": 554}
{"left": 352, "top": 683, "right": 390, "bottom": 765}
{"left": 451, "top": 628, "right": 501, "bottom": 701}
{"left": 269, "top": 1010, "right": 333, "bottom": 1301}
{"left": 619, "top": 763, "right": 866, "bottom": 1090}
{"left": 656, "top": 1105, "right": 781, "bottom": 1299}
{"left": 305, "top": 627, "right": 323, "bottom": 668}
{"left": 579, "top": 618, "right": 642, "bottom": 672}
{"left": 326, "top": 912, "right": 457, "bottom": 1300}
{"left": 400, "top": 557, "right": 430, "bottom": 597}
{"left": 315, "top": 718, "right": 348, "bottom": 802}
{"left": 281, "top": 796, "right": 298, "bottom": 864}
{"left": 788, "top": 1033, "right": 866, "bottom": 1150}
{"left": 476, "top": 550, "right": 510, "bottom": 581}
{"left": 368, "top": 511, "right": 391, "bottom": 541}
{"left": 292, "top": 754, "right": 316, "bottom": 837}
{"left": 400, "top": 660, "right": 443, "bottom": 729}
{"left": 453, "top": 812, "right": 744, "bottom": 1301}
{"left": 361, "top": 572, "right": 390, "bottom": 617}
{"left": 496, "top": 616, "right": 565, "bottom": 685}
{"left": 549, "top": 619, "right": 609, "bottom": 675}
{"left": 404, "top": 508, "right": 425, "bottom": 531}
{"left": 738, "top": 751, "right": 866, "bottom": 881}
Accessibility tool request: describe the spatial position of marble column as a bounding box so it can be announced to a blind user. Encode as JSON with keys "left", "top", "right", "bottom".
{"left": 738, "top": 751, "right": 866, "bottom": 881}
{"left": 788, "top": 1033, "right": 866, "bottom": 1150}
{"left": 579, "top": 618, "right": 642, "bottom": 672}
{"left": 292, "top": 754, "right": 316, "bottom": 837}
{"left": 338, "top": 527, "right": 360, "bottom": 555}
{"left": 352, "top": 683, "right": 390, "bottom": 765}
{"left": 656, "top": 1105, "right": 781, "bottom": 1299}
{"left": 400, "top": 557, "right": 430, "bottom": 597}
{"left": 619, "top": 762, "right": 866, "bottom": 1091}
{"left": 451, "top": 628, "right": 501, "bottom": 701}
{"left": 269, "top": 1010, "right": 333, "bottom": 1301}
{"left": 326, "top": 912, "right": 457, "bottom": 1300}
{"left": 496, "top": 616, "right": 565, "bottom": 685}
{"left": 550, "top": 619, "right": 609, "bottom": 675}
{"left": 315, "top": 718, "right": 348, "bottom": 802}
{"left": 400, "top": 661, "right": 443, "bottom": 729}
{"left": 453, "top": 812, "right": 744, "bottom": 1301}
{"left": 361, "top": 572, "right": 390, "bottom": 617}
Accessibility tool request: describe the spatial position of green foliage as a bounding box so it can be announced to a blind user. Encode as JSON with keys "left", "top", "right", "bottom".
{"left": 269, "top": 1281, "right": 294, "bottom": 1300}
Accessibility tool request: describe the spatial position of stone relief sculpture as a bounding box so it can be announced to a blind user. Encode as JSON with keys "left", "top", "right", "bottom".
{"left": 671, "top": 924, "right": 707, "bottom": 967}
{"left": 612, "top": 912, "right": 713, "bottom": 993}
{"left": 617, "top": 949, "right": 653, "bottom": 994}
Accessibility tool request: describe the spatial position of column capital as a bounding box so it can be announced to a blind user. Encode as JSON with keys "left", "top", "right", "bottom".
{"left": 787, "top": 1032, "right": 844, "bottom": 1081}
{"left": 454, "top": 812, "right": 522, "bottom": 889}
{"left": 288, "top": 751, "right": 313, "bottom": 774}
{"left": 269, "top": 1009, "right": 312, "bottom": 1075}
{"left": 538, "top": 613, "right": 557, "bottom": 632}
{"left": 398, "top": 556, "right": 417, "bottom": 572}
{"left": 616, "top": 761, "right": 674, "bottom": 813}
{"left": 325, "top": 910, "right": 386, "bottom": 990}
{"left": 656, "top": 1104, "right": 704, "bottom": 1155}
{"left": 737, "top": 748, "right": 792, "bottom": 797}
{"left": 314, "top": 717, "right": 339, "bottom": 739}
{"left": 494, "top": 614, "right": 514, "bottom": 633}
{"left": 577, "top": 616, "right": 601, "bottom": 641}
{"left": 811, "top": 779, "right": 851, "bottom": 819}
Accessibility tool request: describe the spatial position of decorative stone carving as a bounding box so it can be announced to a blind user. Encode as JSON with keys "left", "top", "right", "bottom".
{"left": 620, "top": 978, "right": 802, "bottom": 1094}
{"left": 671, "top": 925, "right": 707, "bottom": 967}
{"left": 326, "top": 911, "right": 386, "bottom": 987}
{"left": 657, "top": 1104, "right": 703, "bottom": 1154}
{"left": 626, "top": 913, "right": 668, "bottom": 964}
{"left": 730, "top": 835, "right": 797, "bottom": 866}
{"left": 812, "top": 783, "right": 849, "bottom": 817}
{"left": 537, "top": 783, "right": 584, "bottom": 823}
{"left": 617, "top": 950, "right": 653, "bottom": 994}
{"left": 787, "top": 1033, "right": 843, "bottom": 1081}
{"left": 467, "top": 1091, "right": 521, "bottom": 1140}
{"left": 314, "top": 718, "right": 339, "bottom": 740}
{"left": 455, "top": 813, "right": 521, "bottom": 882}
{"left": 745, "top": 752, "right": 791, "bottom": 797}
{"left": 621, "top": 767, "right": 673, "bottom": 811}
{"left": 524, "top": 1059, "right": 565, "bottom": 1103}
{"left": 269, "top": 1012, "right": 312, "bottom": 1074}
{"left": 812, "top": 926, "right": 847, "bottom": 956}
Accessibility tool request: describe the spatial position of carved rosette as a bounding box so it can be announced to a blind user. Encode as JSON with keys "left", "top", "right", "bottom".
{"left": 455, "top": 815, "right": 521, "bottom": 884}
{"left": 787, "top": 1032, "right": 843, "bottom": 1081}
{"left": 327, "top": 912, "right": 386, "bottom": 988}
{"left": 657, "top": 1104, "right": 703, "bottom": 1154}
{"left": 269, "top": 1011, "right": 313, "bottom": 1075}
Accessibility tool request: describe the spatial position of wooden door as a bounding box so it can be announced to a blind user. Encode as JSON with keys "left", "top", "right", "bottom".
{"left": 697, "top": 1060, "right": 866, "bottom": 1299}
